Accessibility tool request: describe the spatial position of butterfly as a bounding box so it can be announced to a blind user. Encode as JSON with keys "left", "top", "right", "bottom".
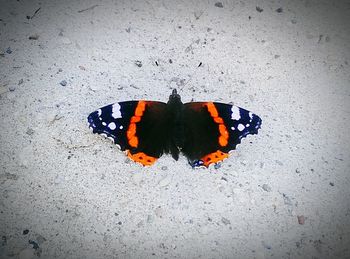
{"left": 88, "top": 89, "right": 262, "bottom": 167}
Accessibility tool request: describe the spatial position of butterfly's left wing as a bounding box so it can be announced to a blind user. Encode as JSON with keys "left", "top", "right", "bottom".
{"left": 88, "top": 100, "right": 168, "bottom": 166}
{"left": 182, "top": 102, "right": 262, "bottom": 167}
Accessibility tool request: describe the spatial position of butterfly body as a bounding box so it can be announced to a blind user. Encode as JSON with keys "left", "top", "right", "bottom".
{"left": 88, "top": 89, "right": 262, "bottom": 168}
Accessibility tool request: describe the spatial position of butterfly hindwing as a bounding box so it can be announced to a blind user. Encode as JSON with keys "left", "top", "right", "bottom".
{"left": 182, "top": 102, "right": 262, "bottom": 167}
{"left": 88, "top": 100, "right": 168, "bottom": 165}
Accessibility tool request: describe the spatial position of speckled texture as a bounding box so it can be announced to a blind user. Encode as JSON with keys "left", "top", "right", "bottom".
{"left": 0, "top": 0, "right": 349, "bottom": 258}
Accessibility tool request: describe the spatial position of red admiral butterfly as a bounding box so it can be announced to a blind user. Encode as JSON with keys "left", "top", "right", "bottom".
{"left": 88, "top": 89, "right": 262, "bottom": 168}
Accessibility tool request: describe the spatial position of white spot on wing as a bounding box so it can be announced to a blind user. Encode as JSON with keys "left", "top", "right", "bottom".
{"left": 237, "top": 124, "right": 245, "bottom": 131}
{"left": 97, "top": 109, "right": 102, "bottom": 116}
{"left": 102, "top": 122, "right": 107, "bottom": 126}
{"left": 112, "top": 103, "right": 122, "bottom": 119}
{"left": 249, "top": 112, "right": 253, "bottom": 121}
{"left": 231, "top": 126, "right": 235, "bottom": 130}
{"left": 108, "top": 122, "right": 116, "bottom": 130}
{"left": 119, "top": 125, "right": 123, "bottom": 130}
{"left": 246, "top": 123, "right": 250, "bottom": 127}
{"left": 231, "top": 106, "right": 241, "bottom": 120}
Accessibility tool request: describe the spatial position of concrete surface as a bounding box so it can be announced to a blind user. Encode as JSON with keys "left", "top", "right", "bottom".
{"left": 1, "top": 0, "right": 349, "bottom": 258}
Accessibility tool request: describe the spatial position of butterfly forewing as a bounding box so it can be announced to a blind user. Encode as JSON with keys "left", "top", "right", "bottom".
{"left": 213, "top": 102, "right": 262, "bottom": 152}
{"left": 88, "top": 101, "right": 168, "bottom": 161}
{"left": 88, "top": 101, "right": 139, "bottom": 150}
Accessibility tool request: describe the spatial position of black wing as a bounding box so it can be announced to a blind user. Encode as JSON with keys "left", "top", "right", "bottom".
{"left": 182, "top": 102, "right": 262, "bottom": 167}
{"left": 88, "top": 100, "right": 168, "bottom": 166}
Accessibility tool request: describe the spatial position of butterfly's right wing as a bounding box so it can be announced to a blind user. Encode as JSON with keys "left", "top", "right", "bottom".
{"left": 182, "top": 102, "right": 262, "bottom": 167}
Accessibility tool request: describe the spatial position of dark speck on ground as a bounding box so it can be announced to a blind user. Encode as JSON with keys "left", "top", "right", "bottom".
{"left": 60, "top": 80, "right": 67, "bottom": 86}
{"left": 29, "top": 240, "right": 39, "bottom": 250}
{"left": 135, "top": 60, "right": 142, "bottom": 67}
{"left": 276, "top": 7, "right": 283, "bottom": 13}
{"left": 256, "top": 6, "right": 263, "bottom": 12}
{"left": 215, "top": 2, "right": 223, "bottom": 8}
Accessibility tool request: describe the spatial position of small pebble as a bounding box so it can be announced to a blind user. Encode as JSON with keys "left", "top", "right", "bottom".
{"left": 214, "top": 163, "right": 221, "bottom": 169}
{"left": 161, "top": 166, "right": 168, "bottom": 171}
{"left": 9, "top": 86, "right": 16, "bottom": 91}
{"left": 23, "top": 229, "right": 29, "bottom": 235}
{"left": 18, "top": 79, "right": 24, "bottom": 85}
{"left": 59, "top": 80, "right": 67, "bottom": 86}
{"left": 329, "top": 182, "right": 334, "bottom": 186}
{"left": 6, "top": 47, "right": 12, "bottom": 54}
{"left": 29, "top": 34, "right": 39, "bottom": 40}
{"left": 262, "top": 184, "right": 272, "bottom": 192}
{"left": 256, "top": 6, "right": 263, "bottom": 12}
{"left": 169, "top": 59, "right": 173, "bottom": 64}
{"left": 215, "top": 2, "right": 223, "bottom": 8}
{"left": 135, "top": 60, "right": 142, "bottom": 67}
{"left": 29, "top": 240, "right": 39, "bottom": 250}
{"left": 221, "top": 217, "right": 231, "bottom": 225}
{"left": 221, "top": 176, "right": 227, "bottom": 182}
{"left": 262, "top": 241, "right": 272, "bottom": 250}
{"left": 26, "top": 128, "right": 35, "bottom": 135}
{"left": 297, "top": 215, "right": 305, "bottom": 225}
{"left": 276, "top": 7, "right": 283, "bottom": 13}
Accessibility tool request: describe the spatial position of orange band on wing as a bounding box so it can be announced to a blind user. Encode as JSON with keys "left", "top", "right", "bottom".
{"left": 201, "top": 150, "right": 229, "bottom": 167}
{"left": 127, "top": 150, "right": 157, "bottom": 166}
{"left": 205, "top": 102, "right": 229, "bottom": 147}
{"left": 127, "top": 101, "right": 146, "bottom": 148}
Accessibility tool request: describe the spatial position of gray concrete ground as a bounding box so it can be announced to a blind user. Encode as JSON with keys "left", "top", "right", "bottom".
{"left": 1, "top": 0, "right": 349, "bottom": 258}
